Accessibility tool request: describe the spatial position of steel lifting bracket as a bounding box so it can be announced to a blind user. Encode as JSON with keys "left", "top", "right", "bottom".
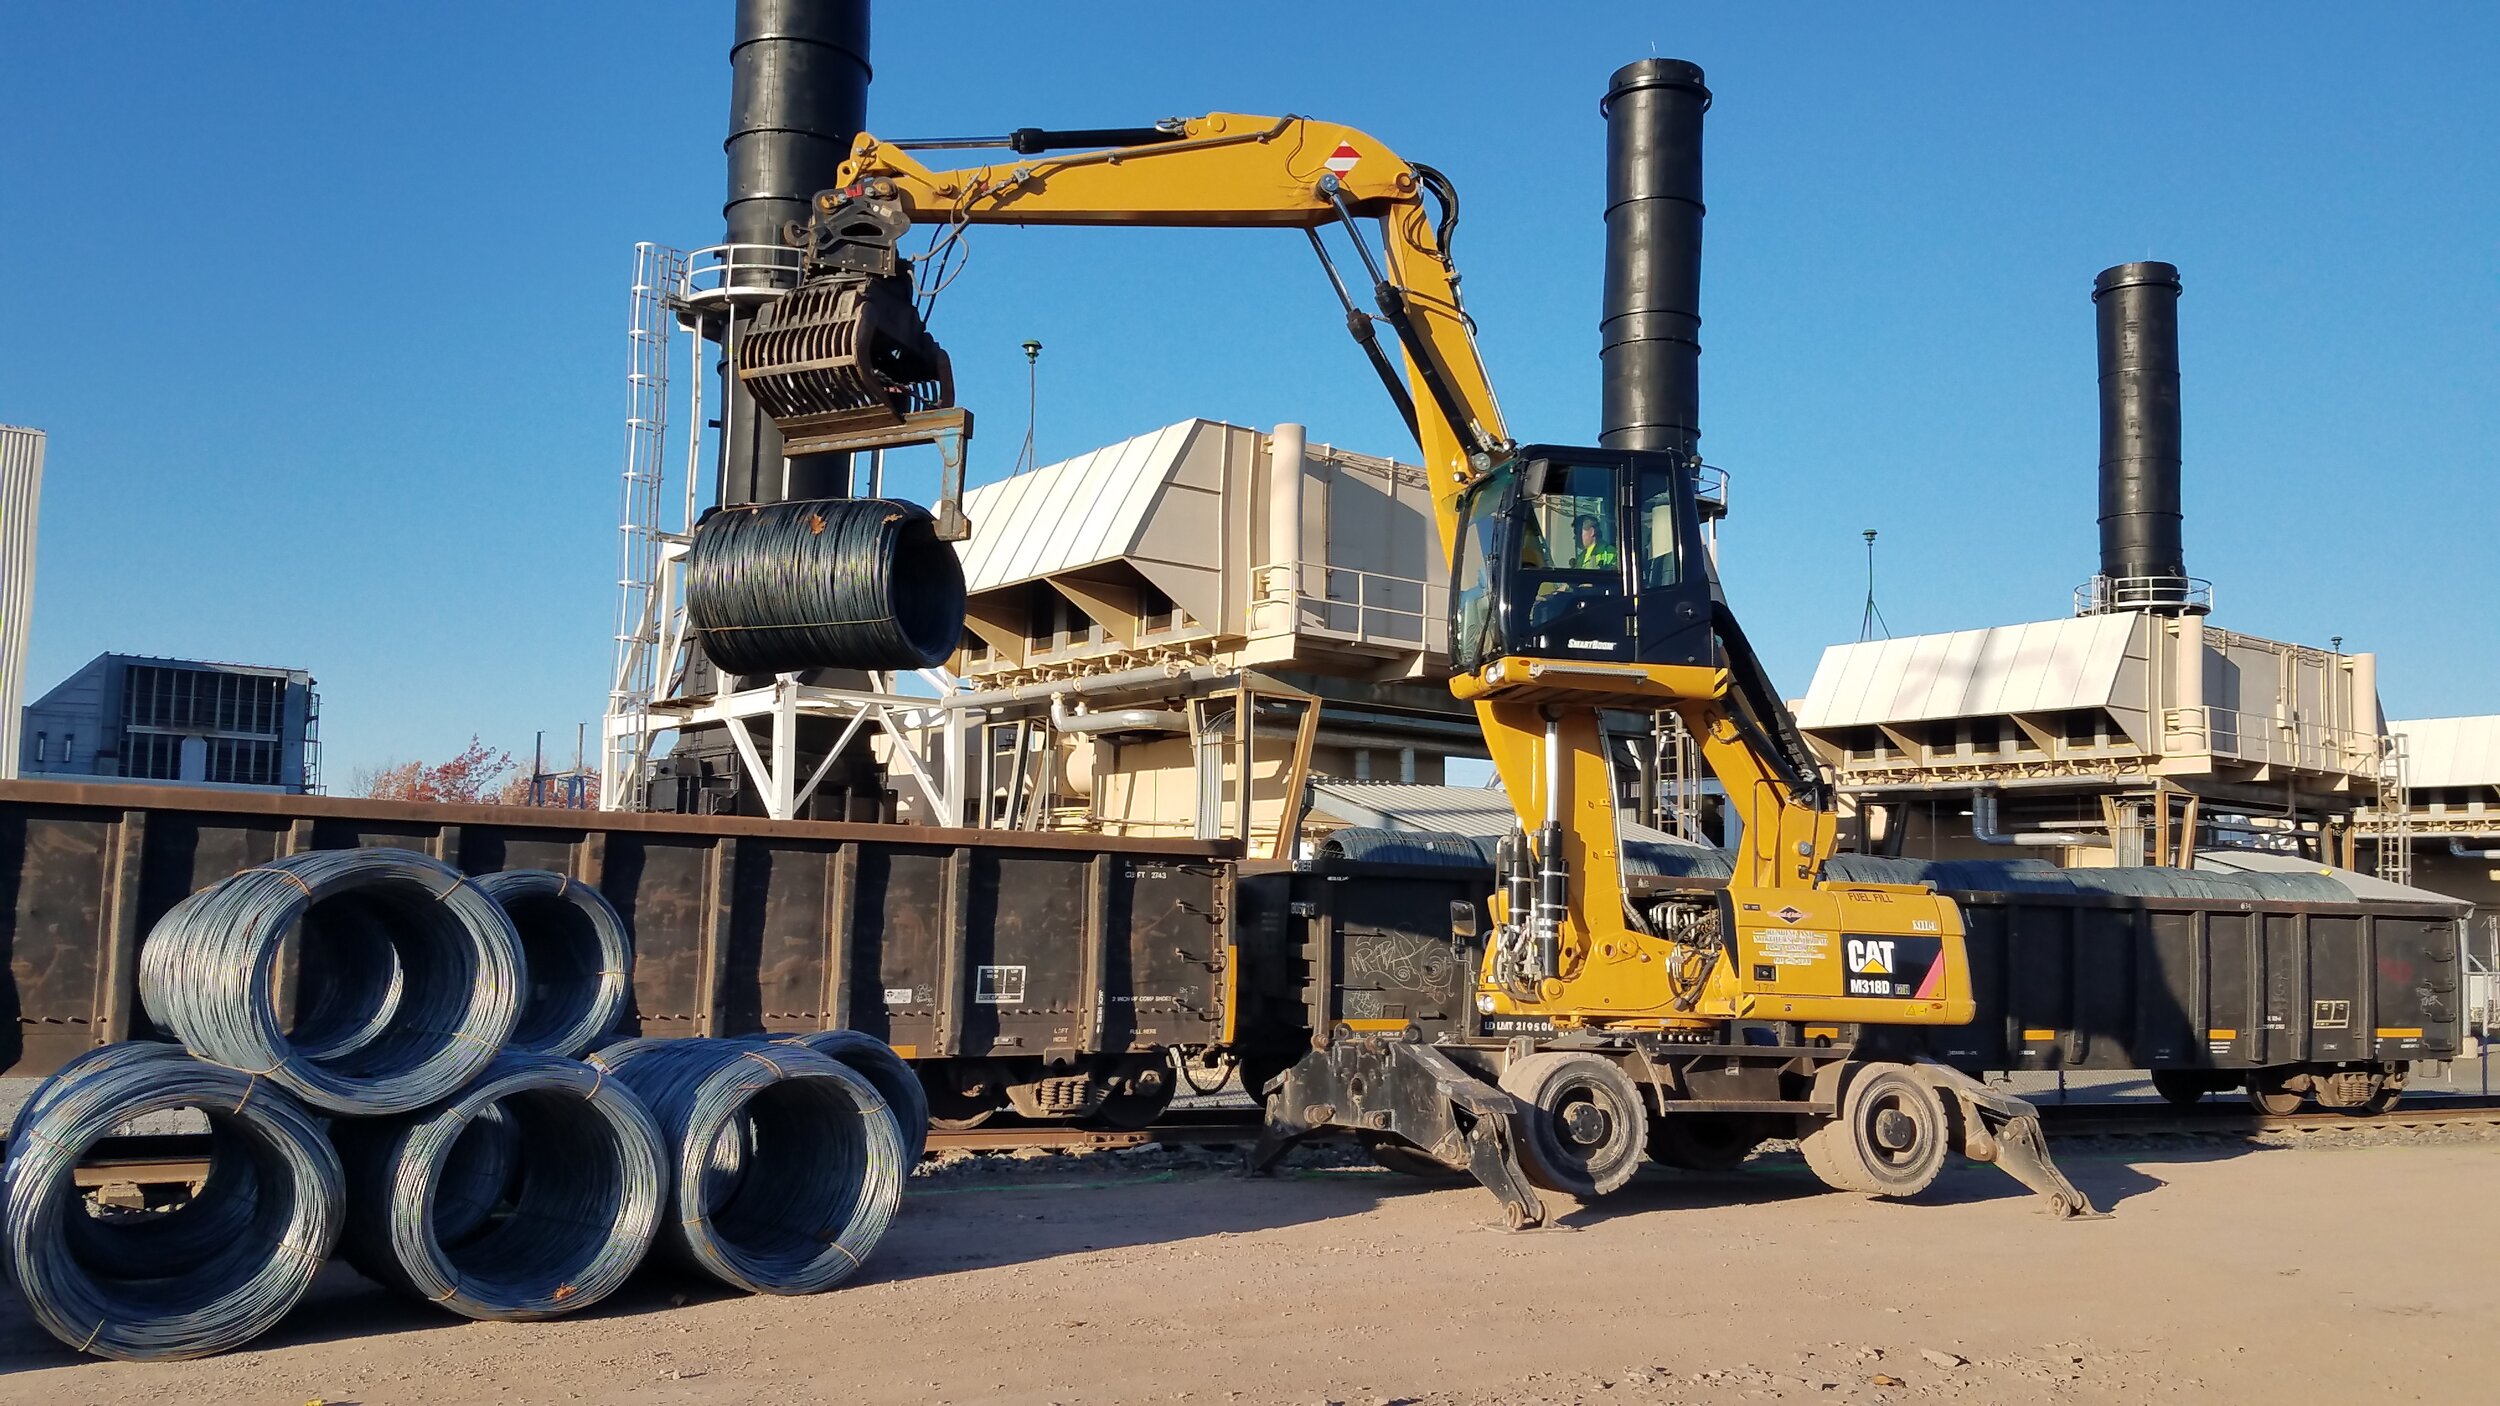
{"left": 1912, "top": 1062, "right": 2105, "bottom": 1220}
{"left": 1247, "top": 1033, "right": 1547, "bottom": 1230}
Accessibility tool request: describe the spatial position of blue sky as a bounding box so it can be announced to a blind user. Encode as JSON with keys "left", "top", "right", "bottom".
{"left": 4, "top": 4, "right": 2495, "bottom": 782}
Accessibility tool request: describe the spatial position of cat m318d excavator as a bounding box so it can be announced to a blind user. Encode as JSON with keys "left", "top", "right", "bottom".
{"left": 736, "top": 95, "right": 2095, "bottom": 1228}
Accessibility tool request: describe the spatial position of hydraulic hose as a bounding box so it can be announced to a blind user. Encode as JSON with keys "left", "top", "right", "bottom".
{"left": 474, "top": 870, "right": 634, "bottom": 1059}
{"left": 0, "top": 1042, "right": 341, "bottom": 1362}
{"left": 588, "top": 1036, "right": 905, "bottom": 1295}
{"left": 770, "top": 1029, "right": 932, "bottom": 1163}
{"left": 333, "top": 1052, "right": 666, "bottom": 1322}
{"left": 137, "top": 847, "right": 523, "bottom": 1116}
{"left": 685, "top": 497, "right": 967, "bottom": 674}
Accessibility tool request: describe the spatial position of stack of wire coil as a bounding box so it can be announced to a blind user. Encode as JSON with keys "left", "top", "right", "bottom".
{"left": 5, "top": 848, "right": 924, "bottom": 1356}
{"left": 588, "top": 1036, "right": 908, "bottom": 1295}
{"left": 474, "top": 869, "right": 634, "bottom": 1059}
{"left": 684, "top": 497, "right": 967, "bottom": 674}
{"left": 332, "top": 1052, "right": 666, "bottom": 1321}
{"left": 138, "top": 847, "right": 522, "bottom": 1115}
{"left": 0, "top": 1042, "right": 342, "bottom": 1362}
{"left": 771, "top": 1028, "right": 932, "bottom": 1163}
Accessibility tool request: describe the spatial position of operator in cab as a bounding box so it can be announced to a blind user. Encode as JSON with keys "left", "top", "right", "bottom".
{"left": 1573, "top": 514, "right": 1618, "bottom": 571}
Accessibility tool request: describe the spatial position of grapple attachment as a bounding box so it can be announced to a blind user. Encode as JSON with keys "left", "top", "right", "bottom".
{"left": 736, "top": 191, "right": 954, "bottom": 447}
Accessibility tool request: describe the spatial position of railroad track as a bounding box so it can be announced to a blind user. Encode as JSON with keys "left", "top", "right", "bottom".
{"left": 33, "top": 1096, "right": 2500, "bottom": 1193}
{"left": 2036, "top": 1095, "right": 2500, "bottom": 1139}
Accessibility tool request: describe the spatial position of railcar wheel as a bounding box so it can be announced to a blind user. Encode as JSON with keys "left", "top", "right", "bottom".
{"left": 2150, "top": 1070, "right": 2211, "bottom": 1108}
{"left": 923, "top": 1063, "right": 1004, "bottom": 1130}
{"left": 2246, "top": 1072, "right": 2304, "bottom": 1116}
{"left": 1093, "top": 1062, "right": 1175, "bottom": 1130}
{"left": 2357, "top": 1066, "right": 2407, "bottom": 1116}
{"left": 1807, "top": 1063, "right": 1950, "bottom": 1198}
{"left": 1646, "top": 1113, "right": 1768, "bottom": 1171}
{"left": 1498, "top": 1052, "right": 1648, "bottom": 1198}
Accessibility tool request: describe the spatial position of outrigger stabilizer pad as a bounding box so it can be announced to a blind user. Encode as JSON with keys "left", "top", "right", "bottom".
{"left": 1911, "top": 1062, "right": 2104, "bottom": 1219}
{"left": 1248, "top": 1032, "right": 1548, "bottom": 1230}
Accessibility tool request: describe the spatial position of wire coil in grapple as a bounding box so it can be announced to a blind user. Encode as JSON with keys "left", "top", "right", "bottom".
{"left": 474, "top": 870, "right": 634, "bottom": 1060}
{"left": 138, "top": 847, "right": 523, "bottom": 1117}
{"left": 587, "top": 1037, "right": 906, "bottom": 1295}
{"left": 685, "top": 497, "right": 967, "bottom": 674}
{"left": 0, "top": 1042, "right": 342, "bottom": 1362}
{"left": 333, "top": 1052, "right": 666, "bottom": 1322}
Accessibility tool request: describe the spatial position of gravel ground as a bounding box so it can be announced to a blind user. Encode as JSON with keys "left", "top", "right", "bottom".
{"left": 2, "top": 1131, "right": 2495, "bottom": 1404}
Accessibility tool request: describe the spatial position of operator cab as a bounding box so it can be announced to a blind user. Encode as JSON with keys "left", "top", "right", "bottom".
{"left": 1450, "top": 444, "right": 1717, "bottom": 674}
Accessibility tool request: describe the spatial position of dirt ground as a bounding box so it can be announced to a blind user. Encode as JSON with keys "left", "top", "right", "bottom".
{"left": 1, "top": 1135, "right": 2494, "bottom": 1406}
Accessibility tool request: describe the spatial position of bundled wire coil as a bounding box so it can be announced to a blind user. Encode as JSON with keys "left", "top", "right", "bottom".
{"left": 138, "top": 847, "right": 523, "bottom": 1116}
{"left": 588, "top": 1037, "right": 905, "bottom": 1295}
{"left": 0, "top": 1041, "right": 341, "bottom": 1362}
{"left": 332, "top": 1052, "right": 666, "bottom": 1322}
{"left": 771, "top": 1030, "right": 931, "bottom": 1163}
{"left": 474, "top": 869, "right": 634, "bottom": 1059}
{"left": 685, "top": 497, "right": 967, "bottom": 674}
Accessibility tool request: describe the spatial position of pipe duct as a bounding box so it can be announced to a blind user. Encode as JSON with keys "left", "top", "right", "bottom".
{"left": 1971, "top": 789, "right": 2097, "bottom": 848}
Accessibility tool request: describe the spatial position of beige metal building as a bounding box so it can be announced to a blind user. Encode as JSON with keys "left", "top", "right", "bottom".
{"left": 1797, "top": 610, "right": 2392, "bottom": 869}
{"left": 2391, "top": 716, "right": 2500, "bottom": 944}
{"left": 937, "top": 419, "right": 1478, "bottom": 854}
{"left": 0, "top": 426, "right": 41, "bottom": 782}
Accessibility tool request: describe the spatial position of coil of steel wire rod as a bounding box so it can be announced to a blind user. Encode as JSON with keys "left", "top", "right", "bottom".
{"left": 684, "top": 497, "right": 967, "bottom": 674}
{"left": 0, "top": 1041, "right": 342, "bottom": 1362}
{"left": 137, "top": 848, "right": 522, "bottom": 1116}
{"left": 587, "top": 1037, "right": 905, "bottom": 1295}
{"left": 771, "top": 1030, "right": 931, "bottom": 1163}
{"left": 11, "top": 1043, "right": 266, "bottom": 1283}
{"left": 473, "top": 869, "right": 633, "bottom": 1059}
{"left": 332, "top": 1052, "right": 666, "bottom": 1321}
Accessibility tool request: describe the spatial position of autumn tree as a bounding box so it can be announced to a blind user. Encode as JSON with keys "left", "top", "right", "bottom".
{"left": 352, "top": 737, "right": 513, "bottom": 803}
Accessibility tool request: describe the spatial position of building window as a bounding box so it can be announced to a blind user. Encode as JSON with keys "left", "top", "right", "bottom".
{"left": 126, "top": 733, "right": 182, "bottom": 781}
{"left": 207, "top": 738, "right": 279, "bottom": 786}
{"left": 33, "top": 732, "right": 45, "bottom": 763}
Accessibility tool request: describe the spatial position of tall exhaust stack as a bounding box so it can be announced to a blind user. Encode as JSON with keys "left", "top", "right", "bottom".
{"left": 660, "top": 0, "right": 879, "bottom": 819}
{"left": 718, "top": 0, "right": 870, "bottom": 507}
{"left": 1599, "top": 59, "right": 1709, "bottom": 456}
{"left": 2086, "top": 260, "right": 2202, "bottom": 613}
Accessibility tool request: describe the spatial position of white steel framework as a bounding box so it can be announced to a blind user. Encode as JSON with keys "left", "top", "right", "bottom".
{"left": 600, "top": 243, "right": 962, "bottom": 822}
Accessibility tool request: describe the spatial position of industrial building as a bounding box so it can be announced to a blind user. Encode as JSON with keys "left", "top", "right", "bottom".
{"left": 0, "top": 425, "right": 39, "bottom": 782}
{"left": 2391, "top": 715, "right": 2500, "bottom": 944}
{"left": 1796, "top": 261, "right": 2408, "bottom": 880}
{"left": 19, "top": 652, "right": 321, "bottom": 793}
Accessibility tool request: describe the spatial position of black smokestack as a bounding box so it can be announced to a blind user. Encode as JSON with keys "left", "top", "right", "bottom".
{"left": 719, "top": 0, "right": 870, "bottom": 507}
{"left": 2091, "top": 260, "right": 2191, "bottom": 609}
{"left": 1599, "top": 59, "right": 1709, "bottom": 456}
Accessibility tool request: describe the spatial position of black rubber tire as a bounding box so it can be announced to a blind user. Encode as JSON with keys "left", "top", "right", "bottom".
{"left": 1498, "top": 1052, "right": 1648, "bottom": 1198}
{"left": 1357, "top": 1132, "right": 1466, "bottom": 1179}
{"left": 2149, "top": 1069, "right": 2211, "bottom": 1108}
{"left": 1646, "top": 1113, "right": 1767, "bottom": 1171}
{"left": 2246, "top": 1073, "right": 2304, "bottom": 1116}
{"left": 1836, "top": 1063, "right": 1950, "bottom": 1198}
{"left": 1797, "top": 1117, "right": 1875, "bottom": 1193}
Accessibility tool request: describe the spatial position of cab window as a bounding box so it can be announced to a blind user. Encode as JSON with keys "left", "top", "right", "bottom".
{"left": 1636, "top": 464, "right": 1684, "bottom": 588}
{"left": 1522, "top": 463, "right": 1621, "bottom": 576}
